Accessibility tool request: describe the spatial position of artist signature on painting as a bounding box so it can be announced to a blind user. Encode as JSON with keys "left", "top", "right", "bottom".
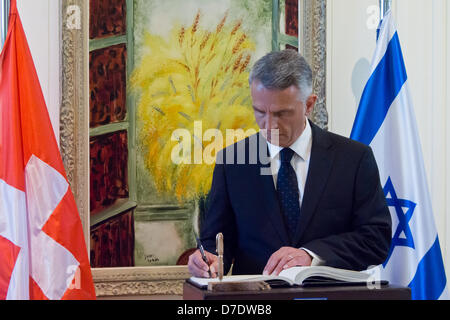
{"left": 144, "top": 254, "right": 160, "bottom": 263}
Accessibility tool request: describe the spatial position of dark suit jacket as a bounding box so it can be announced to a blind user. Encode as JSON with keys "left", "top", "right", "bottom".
{"left": 200, "top": 121, "right": 391, "bottom": 274}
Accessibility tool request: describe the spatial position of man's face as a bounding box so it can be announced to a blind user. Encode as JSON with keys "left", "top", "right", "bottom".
{"left": 251, "top": 80, "right": 316, "bottom": 147}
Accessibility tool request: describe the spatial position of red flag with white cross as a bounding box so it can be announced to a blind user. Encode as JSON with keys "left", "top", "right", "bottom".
{"left": 0, "top": 0, "right": 96, "bottom": 300}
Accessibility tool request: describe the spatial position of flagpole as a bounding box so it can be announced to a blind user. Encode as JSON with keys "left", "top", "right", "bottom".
{"left": 380, "top": 0, "right": 392, "bottom": 20}
{"left": 1, "top": 0, "right": 9, "bottom": 48}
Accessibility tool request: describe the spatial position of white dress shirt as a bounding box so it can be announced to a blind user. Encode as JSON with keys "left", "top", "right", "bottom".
{"left": 266, "top": 120, "right": 324, "bottom": 266}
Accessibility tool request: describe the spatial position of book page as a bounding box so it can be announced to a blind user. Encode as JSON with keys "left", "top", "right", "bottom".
{"left": 189, "top": 275, "right": 267, "bottom": 287}
{"left": 190, "top": 266, "right": 374, "bottom": 288}
{"left": 278, "top": 266, "right": 310, "bottom": 283}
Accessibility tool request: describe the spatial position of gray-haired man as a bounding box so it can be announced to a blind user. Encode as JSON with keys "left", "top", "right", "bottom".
{"left": 188, "top": 50, "right": 391, "bottom": 278}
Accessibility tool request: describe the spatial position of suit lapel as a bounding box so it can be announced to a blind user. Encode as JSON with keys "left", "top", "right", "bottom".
{"left": 254, "top": 133, "right": 290, "bottom": 245}
{"left": 293, "top": 122, "right": 335, "bottom": 246}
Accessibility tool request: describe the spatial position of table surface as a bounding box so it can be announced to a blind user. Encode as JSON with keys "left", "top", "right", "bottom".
{"left": 183, "top": 281, "right": 412, "bottom": 300}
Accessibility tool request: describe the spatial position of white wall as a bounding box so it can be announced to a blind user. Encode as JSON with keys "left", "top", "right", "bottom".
{"left": 17, "top": 0, "right": 60, "bottom": 143}
{"left": 327, "top": 0, "right": 450, "bottom": 277}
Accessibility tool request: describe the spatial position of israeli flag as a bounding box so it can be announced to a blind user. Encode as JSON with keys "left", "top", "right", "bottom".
{"left": 350, "top": 11, "right": 448, "bottom": 300}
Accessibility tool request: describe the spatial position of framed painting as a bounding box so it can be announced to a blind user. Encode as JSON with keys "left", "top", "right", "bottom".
{"left": 60, "top": 0, "right": 327, "bottom": 298}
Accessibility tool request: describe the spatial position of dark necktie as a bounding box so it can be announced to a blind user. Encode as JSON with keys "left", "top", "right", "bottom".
{"left": 276, "top": 148, "right": 301, "bottom": 241}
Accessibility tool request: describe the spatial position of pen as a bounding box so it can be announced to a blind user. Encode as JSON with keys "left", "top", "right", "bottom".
{"left": 195, "top": 236, "right": 212, "bottom": 278}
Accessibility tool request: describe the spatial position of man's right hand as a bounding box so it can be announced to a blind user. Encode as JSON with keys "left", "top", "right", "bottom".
{"left": 188, "top": 249, "right": 219, "bottom": 278}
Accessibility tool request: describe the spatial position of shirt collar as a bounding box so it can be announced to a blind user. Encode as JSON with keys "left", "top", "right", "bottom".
{"left": 266, "top": 119, "right": 312, "bottom": 161}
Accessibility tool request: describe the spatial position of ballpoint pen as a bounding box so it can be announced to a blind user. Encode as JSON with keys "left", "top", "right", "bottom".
{"left": 195, "top": 235, "right": 212, "bottom": 278}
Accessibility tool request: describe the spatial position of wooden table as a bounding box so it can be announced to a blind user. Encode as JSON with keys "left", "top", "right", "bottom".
{"left": 183, "top": 281, "right": 411, "bottom": 300}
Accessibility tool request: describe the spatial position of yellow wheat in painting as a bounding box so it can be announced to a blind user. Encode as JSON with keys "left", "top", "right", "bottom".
{"left": 131, "top": 12, "right": 259, "bottom": 202}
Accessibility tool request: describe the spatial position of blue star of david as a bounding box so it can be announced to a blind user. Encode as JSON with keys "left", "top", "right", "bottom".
{"left": 382, "top": 177, "right": 416, "bottom": 267}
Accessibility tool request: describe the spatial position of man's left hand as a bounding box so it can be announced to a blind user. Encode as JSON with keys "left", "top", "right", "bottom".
{"left": 263, "top": 247, "right": 312, "bottom": 276}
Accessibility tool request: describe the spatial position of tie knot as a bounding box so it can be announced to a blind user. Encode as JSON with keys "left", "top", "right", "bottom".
{"left": 280, "top": 148, "right": 295, "bottom": 163}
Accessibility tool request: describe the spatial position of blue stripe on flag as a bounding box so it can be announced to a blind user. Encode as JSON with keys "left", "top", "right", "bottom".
{"left": 350, "top": 32, "right": 408, "bottom": 145}
{"left": 408, "top": 237, "right": 447, "bottom": 300}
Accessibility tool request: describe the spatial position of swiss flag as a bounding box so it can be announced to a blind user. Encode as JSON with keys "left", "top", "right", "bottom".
{"left": 0, "top": 0, "right": 96, "bottom": 299}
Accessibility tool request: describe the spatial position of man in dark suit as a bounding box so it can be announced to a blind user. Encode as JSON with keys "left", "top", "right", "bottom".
{"left": 188, "top": 50, "right": 391, "bottom": 277}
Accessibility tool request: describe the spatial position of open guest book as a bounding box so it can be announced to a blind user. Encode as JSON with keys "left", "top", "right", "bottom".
{"left": 189, "top": 266, "right": 387, "bottom": 289}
